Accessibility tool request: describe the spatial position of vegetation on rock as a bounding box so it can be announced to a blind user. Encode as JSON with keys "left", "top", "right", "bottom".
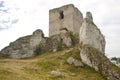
{"left": 80, "top": 44, "right": 120, "bottom": 80}
{"left": 34, "top": 44, "right": 43, "bottom": 55}
{"left": 66, "top": 31, "right": 79, "bottom": 46}
{"left": 0, "top": 48, "right": 105, "bottom": 80}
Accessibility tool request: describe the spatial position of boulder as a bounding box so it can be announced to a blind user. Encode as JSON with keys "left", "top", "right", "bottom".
{"left": 67, "top": 57, "right": 74, "bottom": 64}
{"left": 50, "top": 70, "right": 64, "bottom": 77}
{"left": 67, "top": 57, "right": 84, "bottom": 67}
{"left": 73, "top": 59, "right": 84, "bottom": 67}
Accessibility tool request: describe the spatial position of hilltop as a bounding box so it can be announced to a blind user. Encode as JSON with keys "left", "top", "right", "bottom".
{"left": 0, "top": 48, "right": 105, "bottom": 80}
{"left": 0, "top": 4, "right": 120, "bottom": 80}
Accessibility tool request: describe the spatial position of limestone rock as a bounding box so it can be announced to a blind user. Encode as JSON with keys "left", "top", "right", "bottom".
{"left": 0, "top": 30, "right": 77, "bottom": 58}
{"left": 67, "top": 57, "right": 84, "bottom": 67}
{"left": 79, "top": 13, "right": 105, "bottom": 52}
{"left": 30, "top": 29, "right": 46, "bottom": 48}
{"left": 86, "top": 12, "right": 93, "bottom": 22}
{"left": 50, "top": 70, "right": 64, "bottom": 77}
{"left": 79, "top": 12, "right": 120, "bottom": 80}
{"left": 0, "top": 29, "right": 46, "bottom": 58}
{"left": 61, "top": 33, "right": 72, "bottom": 47}
{"left": 46, "top": 32, "right": 77, "bottom": 52}
{"left": 80, "top": 45, "right": 120, "bottom": 80}
{"left": 67, "top": 57, "right": 74, "bottom": 64}
{"left": 46, "top": 35, "right": 62, "bottom": 52}
{"left": 73, "top": 59, "right": 84, "bottom": 67}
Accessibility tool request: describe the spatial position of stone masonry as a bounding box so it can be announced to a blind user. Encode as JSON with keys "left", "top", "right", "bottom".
{"left": 49, "top": 4, "right": 83, "bottom": 37}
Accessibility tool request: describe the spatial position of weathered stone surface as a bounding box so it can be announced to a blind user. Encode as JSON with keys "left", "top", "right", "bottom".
{"left": 67, "top": 57, "right": 74, "bottom": 64}
{"left": 50, "top": 70, "right": 64, "bottom": 77}
{"left": 0, "top": 30, "right": 77, "bottom": 58}
{"left": 67, "top": 57, "right": 84, "bottom": 67}
{"left": 0, "top": 29, "right": 46, "bottom": 58}
{"left": 80, "top": 44, "right": 120, "bottom": 80}
{"left": 79, "top": 12, "right": 120, "bottom": 80}
{"left": 49, "top": 4, "right": 83, "bottom": 37}
{"left": 86, "top": 12, "right": 93, "bottom": 22}
{"left": 73, "top": 59, "right": 84, "bottom": 67}
{"left": 46, "top": 32, "right": 77, "bottom": 52}
{"left": 30, "top": 29, "right": 46, "bottom": 48}
{"left": 0, "top": 4, "right": 119, "bottom": 80}
{"left": 79, "top": 12, "right": 105, "bottom": 52}
{"left": 61, "top": 33, "right": 72, "bottom": 47}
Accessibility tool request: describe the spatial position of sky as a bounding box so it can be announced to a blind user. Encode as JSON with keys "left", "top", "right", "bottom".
{"left": 0, "top": 0, "right": 120, "bottom": 57}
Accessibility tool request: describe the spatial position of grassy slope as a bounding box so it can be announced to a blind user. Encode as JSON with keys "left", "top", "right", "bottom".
{"left": 0, "top": 48, "right": 105, "bottom": 80}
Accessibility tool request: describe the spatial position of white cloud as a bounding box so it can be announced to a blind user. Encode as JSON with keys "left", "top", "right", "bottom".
{"left": 0, "top": 0, "right": 120, "bottom": 57}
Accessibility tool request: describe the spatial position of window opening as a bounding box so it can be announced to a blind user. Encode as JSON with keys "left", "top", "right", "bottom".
{"left": 59, "top": 11, "right": 64, "bottom": 19}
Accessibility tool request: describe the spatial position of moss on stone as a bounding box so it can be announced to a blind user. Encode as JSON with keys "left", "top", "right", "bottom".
{"left": 66, "top": 31, "right": 79, "bottom": 46}
{"left": 80, "top": 44, "right": 120, "bottom": 80}
{"left": 64, "top": 47, "right": 80, "bottom": 60}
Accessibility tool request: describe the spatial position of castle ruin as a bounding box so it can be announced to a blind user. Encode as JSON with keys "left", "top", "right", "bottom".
{"left": 0, "top": 4, "right": 120, "bottom": 80}
{"left": 49, "top": 4, "right": 83, "bottom": 37}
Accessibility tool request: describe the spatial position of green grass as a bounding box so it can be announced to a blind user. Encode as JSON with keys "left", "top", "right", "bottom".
{"left": 0, "top": 48, "right": 105, "bottom": 80}
{"left": 0, "top": 67, "right": 28, "bottom": 80}
{"left": 111, "top": 63, "right": 120, "bottom": 73}
{"left": 0, "top": 68, "right": 12, "bottom": 76}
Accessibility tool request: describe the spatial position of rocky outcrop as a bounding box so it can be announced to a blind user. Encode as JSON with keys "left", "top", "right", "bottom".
{"left": 44, "top": 32, "right": 78, "bottom": 52}
{"left": 67, "top": 57, "right": 84, "bottom": 67}
{"left": 0, "top": 29, "right": 47, "bottom": 58}
{"left": 80, "top": 45, "right": 120, "bottom": 80}
{"left": 79, "top": 12, "right": 120, "bottom": 80}
{"left": 79, "top": 12, "right": 105, "bottom": 52}
{"left": 0, "top": 30, "right": 77, "bottom": 58}
{"left": 0, "top": 4, "right": 120, "bottom": 80}
{"left": 86, "top": 12, "right": 93, "bottom": 22}
{"left": 46, "top": 33, "right": 73, "bottom": 52}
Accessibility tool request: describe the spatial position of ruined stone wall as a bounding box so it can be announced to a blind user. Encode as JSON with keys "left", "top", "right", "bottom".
{"left": 49, "top": 4, "right": 83, "bottom": 37}
{"left": 73, "top": 8, "right": 83, "bottom": 36}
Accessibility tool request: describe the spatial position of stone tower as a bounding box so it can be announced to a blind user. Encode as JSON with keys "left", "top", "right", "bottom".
{"left": 49, "top": 4, "right": 83, "bottom": 37}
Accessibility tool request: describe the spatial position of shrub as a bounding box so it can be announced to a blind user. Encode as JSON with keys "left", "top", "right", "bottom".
{"left": 66, "top": 31, "right": 78, "bottom": 46}
{"left": 34, "top": 44, "right": 43, "bottom": 55}
{"left": 111, "top": 57, "right": 117, "bottom": 61}
{"left": 57, "top": 43, "right": 63, "bottom": 51}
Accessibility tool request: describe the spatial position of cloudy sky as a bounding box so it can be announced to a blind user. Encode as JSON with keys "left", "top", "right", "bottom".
{"left": 0, "top": 0, "right": 120, "bottom": 57}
